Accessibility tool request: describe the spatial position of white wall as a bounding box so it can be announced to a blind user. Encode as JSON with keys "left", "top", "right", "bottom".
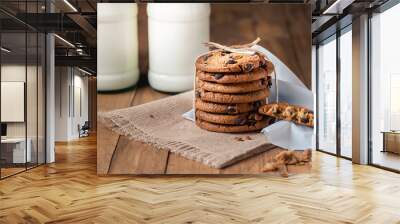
{"left": 1, "top": 63, "right": 46, "bottom": 164}
{"left": 1, "top": 65, "right": 39, "bottom": 138}
{"left": 71, "top": 73, "right": 89, "bottom": 138}
{"left": 54, "top": 67, "right": 89, "bottom": 141}
{"left": 1, "top": 65, "right": 26, "bottom": 138}
{"left": 55, "top": 66, "right": 70, "bottom": 141}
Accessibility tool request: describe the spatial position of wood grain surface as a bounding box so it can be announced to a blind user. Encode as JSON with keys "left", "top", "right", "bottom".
{"left": 98, "top": 81, "right": 311, "bottom": 175}
{"left": 97, "top": 89, "right": 136, "bottom": 174}
{"left": 2, "top": 135, "right": 400, "bottom": 223}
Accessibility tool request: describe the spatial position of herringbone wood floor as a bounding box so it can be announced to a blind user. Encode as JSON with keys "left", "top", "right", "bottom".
{"left": 1, "top": 135, "right": 400, "bottom": 224}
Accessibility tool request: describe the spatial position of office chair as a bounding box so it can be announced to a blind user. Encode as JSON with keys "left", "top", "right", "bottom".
{"left": 79, "top": 121, "right": 90, "bottom": 138}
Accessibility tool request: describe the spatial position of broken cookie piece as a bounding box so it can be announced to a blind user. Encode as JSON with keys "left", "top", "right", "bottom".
{"left": 258, "top": 103, "right": 314, "bottom": 127}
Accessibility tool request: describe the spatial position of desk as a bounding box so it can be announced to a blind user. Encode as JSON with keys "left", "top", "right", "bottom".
{"left": 1, "top": 138, "right": 31, "bottom": 163}
{"left": 381, "top": 131, "right": 400, "bottom": 154}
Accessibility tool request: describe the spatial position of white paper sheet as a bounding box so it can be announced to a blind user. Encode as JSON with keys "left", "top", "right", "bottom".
{"left": 184, "top": 45, "right": 315, "bottom": 150}
{"left": 182, "top": 109, "right": 195, "bottom": 122}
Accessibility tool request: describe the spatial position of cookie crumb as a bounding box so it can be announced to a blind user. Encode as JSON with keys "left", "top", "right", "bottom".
{"left": 234, "top": 137, "right": 244, "bottom": 142}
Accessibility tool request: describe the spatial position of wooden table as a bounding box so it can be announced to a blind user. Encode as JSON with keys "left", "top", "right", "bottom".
{"left": 381, "top": 131, "right": 400, "bottom": 154}
{"left": 97, "top": 81, "right": 310, "bottom": 175}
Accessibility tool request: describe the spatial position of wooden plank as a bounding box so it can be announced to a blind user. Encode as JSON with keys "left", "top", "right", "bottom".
{"left": 166, "top": 153, "right": 221, "bottom": 174}
{"left": 108, "top": 85, "right": 171, "bottom": 174}
{"left": 108, "top": 139, "right": 169, "bottom": 174}
{"left": 165, "top": 145, "right": 285, "bottom": 174}
{"left": 97, "top": 89, "right": 136, "bottom": 175}
{"left": 220, "top": 146, "right": 281, "bottom": 174}
{"left": 220, "top": 146, "right": 311, "bottom": 174}
{"left": 253, "top": 4, "right": 311, "bottom": 88}
{"left": 4, "top": 137, "right": 400, "bottom": 223}
{"left": 211, "top": 4, "right": 311, "bottom": 88}
{"left": 138, "top": 4, "right": 149, "bottom": 75}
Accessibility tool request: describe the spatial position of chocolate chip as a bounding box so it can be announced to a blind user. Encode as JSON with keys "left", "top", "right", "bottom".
{"left": 269, "top": 118, "right": 277, "bottom": 124}
{"left": 261, "top": 79, "right": 266, "bottom": 86}
{"left": 260, "top": 60, "right": 267, "bottom": 69}
{"left": 248, "top": 113, "right": 255, "bottom": 120}
{"left": 195, "top": 90, "right": 201, "bottom": 98}
{"left": 243, "top": 64, "right": 254, "bottom": 72}
{"left": 221, "top": 51, "right": 231, "bottom": 56}
{"left": 227, "top": 105, "right": 237, "bottom": 114}
{"left": 203, "top": 54, "right": 210, "bottom": 61}
{"left": 268, "top": 79, "right": 273, "bottom": 88}
{"left": 245, "top": 136, "right": 252, "bottom": 140}
{"left": 212, "top": 73, "right": 224, "bottom": 80}
{"left": 252, "top": 101, "right": 261, "bottom": 109}
{"left": 149, "top": 114, "right": 155, "bottom": 119}
{"left": 234, "top": 117, "right": 247, "bottom": 125}
{"left": 272, "top": 107, "right": 281, "bottom": 115}
{"left": 247, "top": 119, "right": 257, "bottom": 126}
{"left": 226, "top": 59, "right": 237, "bottom": 64}
{"left": 301, "top": 117, "right": 309, "bottom": 123}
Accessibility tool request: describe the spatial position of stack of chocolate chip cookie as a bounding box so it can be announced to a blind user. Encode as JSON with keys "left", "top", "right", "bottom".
{"left": 194, "top": 49, "right": 273, "bottom": 133}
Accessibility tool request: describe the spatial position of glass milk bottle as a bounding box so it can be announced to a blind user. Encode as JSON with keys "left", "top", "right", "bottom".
{"left": 97, "top": 3, "right": 139, "bottom": 91}
{"left": 147, "top": 3, "right": 210, "bottom": 92}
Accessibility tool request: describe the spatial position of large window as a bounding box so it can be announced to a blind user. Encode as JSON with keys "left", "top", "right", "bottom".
{"left": 316, "top": 25, "right": 353, "bottom": 159}
{"left": 317, "top": 36, "right": 337, "bottom": 154}
{"left": 339, "top": 28, "right": 352, "bottom": 158}
{"left": 370, "top": 2, "right": 400, "bottom": 171}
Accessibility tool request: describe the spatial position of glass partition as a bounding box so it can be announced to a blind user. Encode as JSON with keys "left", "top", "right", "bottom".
{"left": 317, "top": 35, "right": 337, "bottom": 155}
{"left": 1, "top": 31, "right": 28, "bottom": 177}
{"left": 0, "top": 2, "right": 46, "bottom": 179}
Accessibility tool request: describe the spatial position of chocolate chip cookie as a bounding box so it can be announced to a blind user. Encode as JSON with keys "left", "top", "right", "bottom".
{"left": 196, "top": 77, "right": 270, "bottom": 94}
{"left": 258, "top": 102, "right": 314, "bottom": 127}
{"left": 196, "top": 88, "right": 269, "bottom": 104}
{"left": 196, "top": 68, "right": 269, "bottom": 84}
{"left": 196, "top": 110, "right": 264, "bottom": 125}
{"left": 195, "top": 50, "right": 266, "bottom": 73}
{"left": 195, "top": 118, "right": 270, "bottom": 133}
{"left": 195, "top": 99, "right": 265, "bottom": 114}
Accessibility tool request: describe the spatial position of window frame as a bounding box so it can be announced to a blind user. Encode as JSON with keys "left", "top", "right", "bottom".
{"left": 315, "top": 23, "right": 353, "bottom": 161}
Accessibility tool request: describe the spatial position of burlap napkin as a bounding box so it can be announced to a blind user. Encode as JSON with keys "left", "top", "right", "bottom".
{"left": 99, "top": 91, "right": 274, "bottom": 168}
